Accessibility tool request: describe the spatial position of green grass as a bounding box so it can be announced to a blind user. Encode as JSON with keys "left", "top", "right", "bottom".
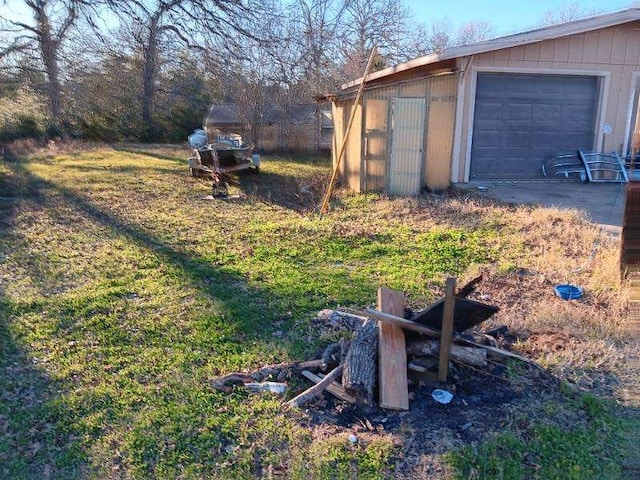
{"left": 0, "top": 144, "right": 634, "bottom": 478}
{"left": 447, "top": 393, "right": 626, "bottom": 480}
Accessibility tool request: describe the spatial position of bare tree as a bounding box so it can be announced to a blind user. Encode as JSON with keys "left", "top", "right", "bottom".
{"left": 292, "top": 0, "right": 348, "bottom": 94}
{"left": 104, "top": 0, "right": 257, "bottom": 141}
{"left": 340, "top": 0, "right": 412, "bottom": 65}
{"left": 541, "top": 2, "right": 601, "bottom": 25}
{"left": 0, "top": 0, "right": 85, "bottom": 127}
{"left": 455, "top": 20, "right": 494, "bottom": 46}
{"left": 400, "top": 16, "right": 494, "bottom": 59}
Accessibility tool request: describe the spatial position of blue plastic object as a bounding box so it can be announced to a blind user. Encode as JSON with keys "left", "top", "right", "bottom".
{"left": 554, "top": 284, "right": 583, "bottom": 300}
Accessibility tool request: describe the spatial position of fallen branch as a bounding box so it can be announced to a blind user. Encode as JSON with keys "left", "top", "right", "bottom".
{"left": 211, "top": 373, "right": 253, "bottom": 393}
{"left": 286, "top": 365, "right": 343, "bottom": 408}
{"left": 210, "top": 359, "right": 325, "bottom": 392}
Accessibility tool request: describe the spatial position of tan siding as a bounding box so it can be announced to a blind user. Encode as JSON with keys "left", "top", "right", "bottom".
{"left": 525, "top": 43, "right": 541, "bottom": 62}
{"left": 456, "top": 21, "right": 640, "bottom": 182}
{"left": 554, "top": 38, "right": 570, "bottom": 62}
{"left": 568, "top": 36, "right": 585, "bottom": 62}
{"left": 582, "top": 33, "right": 600, "bottom": 62}
{"left": 425, "top": 76, "right": 457, "bottom": 189}
{"left": 596, "top": 33, "right": 615, "bottom": 63}
{"left": 612, "top": 30, "right": 627, "bottom": 64}
{"left": 539, "top": 42, "right": 555, "bottom": 62}
{"left": 345, "top": 103, "right": 362, "bottom": 191}
{"left": 398, "top": 82, "right": 427, "bottom": 96}
{"left": 495, "top": 48, "right": 510, "bottom": 61}
{"left": 509, "top": 46, "right": 526, "bottom": 61}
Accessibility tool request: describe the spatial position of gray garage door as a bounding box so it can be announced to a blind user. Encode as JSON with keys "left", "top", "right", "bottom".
{"left": 470, "top": 73, "right": 599, "bottom": 179}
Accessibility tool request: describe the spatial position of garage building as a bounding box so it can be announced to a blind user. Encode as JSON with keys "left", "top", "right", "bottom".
{"left": 328, "top": 8, "right": 640, "bottom": 194}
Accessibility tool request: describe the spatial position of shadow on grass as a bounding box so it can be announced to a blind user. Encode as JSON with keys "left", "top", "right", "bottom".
{"left": 0, "top": 153, "right": 88, "bottom": 477}
{"left": 56, "top": 163, "right": 182, "bottom": 175}
{"left": 0, "top": 291, "right": 88, "bottom": 478}
{"left": 235, "top": 164, "right": 328, "bottom": 213}
{"left": 5, "top": 147, "right": 282, "bottom": 339}
{"left": 0, "top": 147, "right": 304, "bottom": 477}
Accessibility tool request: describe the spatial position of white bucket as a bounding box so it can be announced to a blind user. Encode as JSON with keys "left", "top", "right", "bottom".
{"left": 252, "top": 154, "right": 260, "bottom": 167}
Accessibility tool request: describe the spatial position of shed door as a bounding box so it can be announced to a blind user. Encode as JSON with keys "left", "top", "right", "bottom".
{"left": 471, "top": 73, "right": 599, "bottom": 179}
{"left": 388, "top": 97, "right": 426, "bottom": 195}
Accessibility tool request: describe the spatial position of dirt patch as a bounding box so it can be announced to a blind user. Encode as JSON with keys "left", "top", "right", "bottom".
{"left": 297, "top": 359, "right": 560, "bottom": 478}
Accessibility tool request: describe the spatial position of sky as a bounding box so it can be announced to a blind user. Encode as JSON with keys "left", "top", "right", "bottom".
{"left": 404, "top": 0, "right": 635, "bottom": 35}
{"left": 0, "top": 0, "right": 637, "bottom": 38}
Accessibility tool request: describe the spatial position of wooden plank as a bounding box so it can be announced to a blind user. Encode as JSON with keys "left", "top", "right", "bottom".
{"left": 367, "top": 308, "right": 537, "bottom": 366}
{"left": 319, "top": 47, "right": 378, "bottom": 216}
{"left": 377, "top": 287, "right": 409, "bottom": 410}
{"left": 438, "top": 278, "right": 456, "bottom": 382}
{"left": 300, "top": 370, "right": 356, "bottom": 404}
{"left": 366, "top": 308, "right": 441, "bottom": 338}
{"left": 286, "top": 365, "right": 342, "bottom": 408}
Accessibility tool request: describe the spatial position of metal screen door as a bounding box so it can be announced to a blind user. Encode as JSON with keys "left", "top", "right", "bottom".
{"left": 388, "top": 97, "right": 426, "bottom": 195}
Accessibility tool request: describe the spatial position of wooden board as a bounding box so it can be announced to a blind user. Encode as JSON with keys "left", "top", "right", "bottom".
{"left": 438, "top": 278, "right": 456, "bottom": 382}
{"left": 300, "top": 370, "right": 356, "bottom": 404}
{"left": 377, "top": 287, "right": 409, "bottom": 410}
{"left": 366, "top": 309, "right": 441, "bottom": 338}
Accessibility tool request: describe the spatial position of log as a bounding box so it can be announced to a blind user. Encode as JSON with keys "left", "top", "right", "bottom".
{"left": 406, "top": 340, "right": 488, "bottom": 367}
{"left": 455, "top": 338, "right": 545, "bottom": 370}
{"left": 301, "top": 370, "right": 356, "bottom": 404}
{"left": 286, "top": 365, "right": 343, "bottom": 408}
{"left": 342, "top": 318, "right": 378, "bottom": 405}
{"left": 377, "top": 287, "right": 409, "bottom": 411}
{"left": 316, "top": 309, "right": 366, "bottom": 330}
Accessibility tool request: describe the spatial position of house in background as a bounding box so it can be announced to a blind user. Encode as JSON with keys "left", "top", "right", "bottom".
{"left": 204, "top": 103, "right": 332, "bottom": 152}
{"left": 327, "top": 7, "right": 640, "bottom": 195}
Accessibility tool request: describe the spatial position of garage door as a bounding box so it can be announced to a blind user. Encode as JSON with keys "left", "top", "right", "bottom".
{"left": 470, "top": 73, "right": 599, "bottom": 179}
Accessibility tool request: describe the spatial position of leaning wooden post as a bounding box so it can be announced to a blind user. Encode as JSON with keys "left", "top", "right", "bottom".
{"left": 319, "top": 46, "right": 378, "bottom": 217}
{"left": 378, "top": 287, "right": 409, "bottom": 410}
{"left": 438, "top": 278, "right": 456, "bottom": 382}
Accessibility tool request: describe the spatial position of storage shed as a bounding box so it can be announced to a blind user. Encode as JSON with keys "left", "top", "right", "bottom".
{"left": 329, "top": 7, "right": 640, "bottom": 194}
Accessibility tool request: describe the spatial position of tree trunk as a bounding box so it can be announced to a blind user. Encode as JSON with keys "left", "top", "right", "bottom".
{"left": 142, "top": 17, "right": 160, "bottom": 141}
{"left": 342, "top": 318, "right": 377, "bottom": 405}
{"left": 35, "top": 6, "right": 62, "bottom": 127}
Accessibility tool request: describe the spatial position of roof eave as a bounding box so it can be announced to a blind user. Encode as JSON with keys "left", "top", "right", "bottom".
{"left": 341, "top": 7, "right": 640, "bottom": 90}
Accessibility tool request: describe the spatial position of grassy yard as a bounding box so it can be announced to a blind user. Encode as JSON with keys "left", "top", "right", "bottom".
{"left": 0, "top": 142, "right": 638, "bottom": 479}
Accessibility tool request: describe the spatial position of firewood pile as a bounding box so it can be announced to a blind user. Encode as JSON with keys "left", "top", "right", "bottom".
{"left": 210, "top": 276, "right": 542, "bottom": 411}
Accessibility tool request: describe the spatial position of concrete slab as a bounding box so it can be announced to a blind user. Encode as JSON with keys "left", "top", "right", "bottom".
{"left": 455, "top": 180, "right": 625, "bottom": 234}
